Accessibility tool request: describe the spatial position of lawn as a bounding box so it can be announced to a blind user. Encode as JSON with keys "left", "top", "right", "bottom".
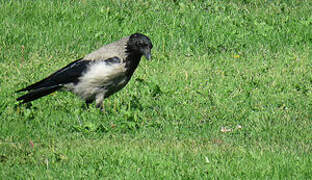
{"left": 0, "top": 0, "right": 311, "bottom": 179}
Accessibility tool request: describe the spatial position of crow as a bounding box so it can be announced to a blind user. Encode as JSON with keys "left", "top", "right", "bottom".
{"left": 16, "top": 33, "right": 153, "bottom": 109}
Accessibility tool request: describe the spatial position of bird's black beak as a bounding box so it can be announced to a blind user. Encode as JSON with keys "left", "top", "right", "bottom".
{"left": 144, "top": 49, "right": 151, "bottom": 60}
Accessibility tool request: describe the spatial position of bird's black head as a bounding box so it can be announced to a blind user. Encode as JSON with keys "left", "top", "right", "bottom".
{"left": 127, "top": 33, "right": 153, "bottom": 60}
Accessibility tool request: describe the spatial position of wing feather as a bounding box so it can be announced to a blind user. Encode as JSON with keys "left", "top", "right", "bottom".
{"left": 17, "top": 58, "right": 91, "bottom": 92}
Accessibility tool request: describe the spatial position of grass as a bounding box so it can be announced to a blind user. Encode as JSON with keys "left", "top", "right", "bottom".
{"left": 0, "top": 0, "right": 311, "bottom": 178}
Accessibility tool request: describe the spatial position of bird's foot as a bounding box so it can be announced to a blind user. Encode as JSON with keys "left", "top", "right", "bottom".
{"left": 96, "top": 103, "right": 105, "bottom": 112}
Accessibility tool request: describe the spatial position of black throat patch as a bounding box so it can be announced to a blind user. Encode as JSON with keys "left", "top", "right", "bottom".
{"left": 125, "top": 53, "right": 142, "bottom": 79}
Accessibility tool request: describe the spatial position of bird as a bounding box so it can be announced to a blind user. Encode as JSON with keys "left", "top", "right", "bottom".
{"left": 16, "top": 33, "right": 153, "bottom": 109}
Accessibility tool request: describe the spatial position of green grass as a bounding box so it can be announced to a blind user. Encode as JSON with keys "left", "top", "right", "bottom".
{"left": 1, "top": 0, "right": 311, "bottom": 178}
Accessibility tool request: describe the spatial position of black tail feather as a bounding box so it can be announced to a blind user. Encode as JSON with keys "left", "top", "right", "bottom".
{"left": 16, "top": 77, "right": 55, "bottom": 93}
{"left": 17, "top": 85, "right": 61, "bottom": 104}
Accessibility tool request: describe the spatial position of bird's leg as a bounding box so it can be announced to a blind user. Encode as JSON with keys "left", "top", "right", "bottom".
{"left": 95, "top": 93, "right": 105, "bottom": 111}
{"left": 82, "top": 99, "right": 93, "bottom": 109}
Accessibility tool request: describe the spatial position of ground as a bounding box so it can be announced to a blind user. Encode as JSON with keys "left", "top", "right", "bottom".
{"left": 0, "top": 0, "right": 311, "bottom": 179}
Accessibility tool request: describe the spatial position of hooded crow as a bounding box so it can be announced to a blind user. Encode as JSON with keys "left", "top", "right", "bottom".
{"left": 17, "top": 33, "right": 153, "bottom": 109}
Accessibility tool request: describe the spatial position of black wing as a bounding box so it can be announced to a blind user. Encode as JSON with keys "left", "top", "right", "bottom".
{"left": 17, "top": 58, "right": 91, "bottom": 92}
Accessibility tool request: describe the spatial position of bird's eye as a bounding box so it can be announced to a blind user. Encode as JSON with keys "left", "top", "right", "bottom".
{"left": 136, "top": 42, "right": 146, "bottom": 47}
